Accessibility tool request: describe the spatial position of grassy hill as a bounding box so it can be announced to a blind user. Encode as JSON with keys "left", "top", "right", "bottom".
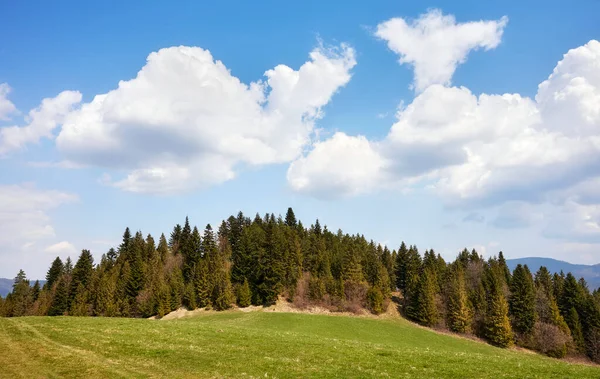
{"left": 0, "top": 311, "right": 598, "bottom": 378}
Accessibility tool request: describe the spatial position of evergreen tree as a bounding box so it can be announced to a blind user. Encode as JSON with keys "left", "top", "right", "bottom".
{"left": 157, "top": 233, "right": 169, "bottom": 261}
{"left": 566, "top": 307, "right": 585, "bottom": 352}
{"left": 483, "top": 267, "right": 513, "bottom": 347}
{"left": 498, "top": 251, "right": 511, "bottom": 286}
{"left": 408, "top": 269, "right": 438, "bottom": 326}
{"left": 169, "top": 224, "right": 183, "bottom": 252}
{"left": 48, "top": 277, "right": 68, "bottom": 316}
{"left": 45, "top": 257, "right": 64, "bottom": 289}
{"left": 10, "top": 270, "right": 31, "bottom": 316}
{"left": 509, "top": 264, "right": 537, "bottom": 336}
{"left": 64, "top": 257, "right": 73, "bottom": 274}
{"left": 446, "top": 266, "right": 472, "bottom": 333}
{"left": 367, "top": 286, "right": 385, "bottom": 314}
{"left": 403, "top": 246, "right": 422, "bottom": 303}
{"left": 195, "top": 260, "right": 210, "bottom": 307}
{"left": 118, "top": 227, "right": 132, "bottom": 262}
{"left": 31, "top": 280, "right": 41, "bottom": 302}
{"left": 69, "top": 250, "right": 94, "bottom": 307}
{"left": 237, "top": 278, "right": 252, "bottom": 307}
{"left": 285, "top": 207, "right": 297, "bottom": 228}
{"left": 395, "top": 242, "right": 408, "bottom": 291}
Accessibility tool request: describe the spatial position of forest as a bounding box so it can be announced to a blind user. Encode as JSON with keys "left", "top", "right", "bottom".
{"left": 1, "top": 208, "right": 600, "bottom": 363}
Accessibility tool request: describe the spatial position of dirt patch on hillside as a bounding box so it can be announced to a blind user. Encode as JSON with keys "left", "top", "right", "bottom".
{"left": 150, "top": 307, "right": 208, "bottom": 320}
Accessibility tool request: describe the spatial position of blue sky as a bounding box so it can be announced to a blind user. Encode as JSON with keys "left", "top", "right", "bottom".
{"left": 1, "top": 1, "right": 599, "bottom": 279}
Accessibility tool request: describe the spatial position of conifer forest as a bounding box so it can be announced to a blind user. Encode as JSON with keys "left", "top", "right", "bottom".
{"left": 2, "top": 208, "right": 600, "bottom": 363}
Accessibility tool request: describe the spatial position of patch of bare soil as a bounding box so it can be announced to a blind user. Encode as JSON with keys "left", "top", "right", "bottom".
{"left": 237, "top": 305, "right": 263, "bottom": 313}
{"left": 150, "top": 307, "right": 208, "bottom": 320}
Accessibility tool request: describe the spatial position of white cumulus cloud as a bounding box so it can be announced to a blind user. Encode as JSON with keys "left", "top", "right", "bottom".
{"left": 0, "top": 184, "right": 78, "bottom": 277}
{"left": 375, "top": 9, "right": 508, "bottom": 91}
{"left": 56, "top": 44, "right": 356, "bottom": 194}
{"left": 0, "top": 90, "right": 82, "bottom": 155}
{"left": 0, "top": 83, "right": 18, "bottom": 120}
{"left": 287, "top": 132, "right": 388, "bottom": 198}
{"left": 44, "top": 241, "right": 77, "bottom": 255}
{"left": 288, "top": 38, "right": 600, "bottom": 243}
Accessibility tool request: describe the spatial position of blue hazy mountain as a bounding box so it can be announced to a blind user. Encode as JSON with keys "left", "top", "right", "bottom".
{"left": 506, "top": 257, "right": 600, "bottom": 290}
{"left": 0, "top": 278, "right": 46, "bottom": 297}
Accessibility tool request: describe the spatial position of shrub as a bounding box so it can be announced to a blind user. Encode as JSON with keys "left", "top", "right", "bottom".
{"left": 367, "top": 287, "right": 384, "bottom": 314}
{"left": 532, "top": 322, "right": 571, "bottom": 358}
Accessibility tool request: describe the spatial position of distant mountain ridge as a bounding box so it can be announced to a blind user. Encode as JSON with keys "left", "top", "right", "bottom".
{"left": 506, "top": 257, "right": 600, "bottom": 290}
{"left": 0, "top": 278, "right": 46, "bottom": 297}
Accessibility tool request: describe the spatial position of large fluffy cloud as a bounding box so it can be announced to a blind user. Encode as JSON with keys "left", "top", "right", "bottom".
{"left": 375, "top": 9, "right": 508, "bottom": 91}
{"left": 288, "top": 39, "right": 600, "bottom": 240}
{"left": 0, "top": 90, "right": 82, "bottom": 155}
{"left": 0, "top": 184, "right": 78, "bottom": 277}
{"left": 56, "top": 44, "right": 356, "bottom": 194}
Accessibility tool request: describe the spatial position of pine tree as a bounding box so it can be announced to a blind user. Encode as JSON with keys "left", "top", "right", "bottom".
{"left": 403, "top": 246, "right": 422, "bottom": 303}
{"left": 237, "top": 278, "right": 252, "bottom": 307}
{"left": 183, "top": 225, "right": 202, "bottom": 283}
{"left": 94, "top": 273, "right": 117, "bottom": 316}
{"left": 45, "top": 257, "right": 64, "bottom": 289}
{"left": 183, "top": 283, "right": 197, "bottom": 310}
{"left": 395, "top": 242, "right": 408, "bottom": 291}
{"left": 509, "top": 264, "right": 537, "bottom": 336}
{"left": 483, "top": 267, "right": 513, "bottom": 347}
{"left": 195, "top": 260, "right": 210, "bottom": 308}
{"left": 285, "top": 207, "right": 297, "bottom": 228}
{"left": 566, "top": 307, "right": 585, "bottom": 352}
{"left": 498, "top": 251, "right": 511, "bottom": 286}
{"left": 169, "top": 224, "right": 183, "bottom": 253}
{"left": 31, "top": 280, "right": 40, "bottom": 302}
{"left": 69, "top": 250, "right": 94, "bottom": 308}
{"left": 10, "top": 270, "right": 31, "bottom": 316}
{"left": 157, "top": 233, "right": 169, "bottom": 261}
{"left": 118, "top": 227, "right": 132, "bottom": 262}
{"left": 49, "top": 277, "right": 68, "bottom": 316}
{"left": 408, "top": 269, "right": 437, "bottom": 326}
{"left": 446, "top": 266, "right": 472, "bottom": 333}
{"left": 381, "top": 246, "right": 395, "bottom": 292}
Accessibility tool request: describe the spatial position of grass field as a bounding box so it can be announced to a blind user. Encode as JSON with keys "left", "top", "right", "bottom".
{"left": 0, "top": 311, "right": 598, "bottom": 378}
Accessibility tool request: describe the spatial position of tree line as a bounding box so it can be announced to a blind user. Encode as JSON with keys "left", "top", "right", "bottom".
{"left": 1, "top": 208, "right": 600, "bottom": 362}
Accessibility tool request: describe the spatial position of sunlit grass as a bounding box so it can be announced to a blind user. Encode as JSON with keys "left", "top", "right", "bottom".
{"left": 0, "top": 311, "right": 598, "bottom": 378}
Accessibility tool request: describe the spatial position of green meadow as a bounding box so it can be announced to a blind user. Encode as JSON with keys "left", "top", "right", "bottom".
{"left": 0, "top": 311, "right": 598, "bottom": 378}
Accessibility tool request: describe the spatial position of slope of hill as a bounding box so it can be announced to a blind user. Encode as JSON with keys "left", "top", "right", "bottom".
{"left": 0, "top": 311, "right": 596, "bottom": 378}
{"left": 506, "top": 257, "right": 600, "bottom": 290}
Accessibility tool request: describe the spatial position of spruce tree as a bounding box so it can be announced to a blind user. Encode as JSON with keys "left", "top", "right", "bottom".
{"left": 509, "top": 264, "right": 537, "bottom": 336}
{"left": 69, "top": 250, "right": 94, "bottom": 308}
{"left": 49, "top": 277, "right": 68, "bottom": 316}
{"left": 31, "top": 280, "right": 41, "bottom": 302}
{"left": 237, "top": 278, "right": 252, "bottom": 307}
{"left": 446, "top": 266, "right": 472, "bottom": 333}
{"left": 46, "top": 257, "right": 64, "bottom": 289}
{"left": 157, "top": 233, "right": 169, "bottom": 261}
{"left": 483, "top": 267, "right": 513, "bottom": 347}
{"left": 395, "top": 242, "right": 408, "bottom": 291}
{"left": 566, "top": 307, "right": 585, "bottom": 352}
{"left": 195, "top": 260, "right": 210, "bottom": 308}
{"left": 498, "top": 251, "right": 511, "bottom": 286}
{"left": 408, "top": 269, "right": 438, "bottom": 326}
{"left": 10, "top": 270, "right": 31, "bottom": 316}
{"left": 285, "top": 207, "right": 297, "bottom": 228}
